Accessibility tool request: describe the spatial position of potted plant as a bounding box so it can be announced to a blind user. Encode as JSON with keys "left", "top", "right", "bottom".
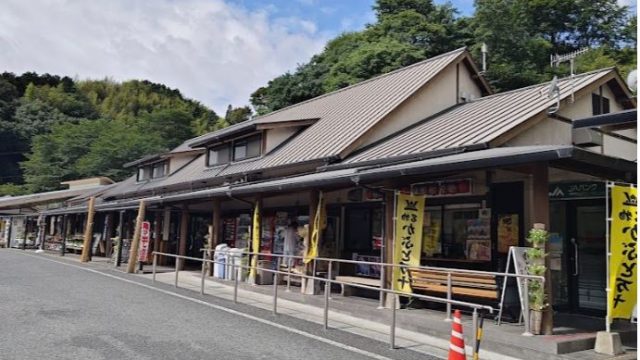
{"left": 525, "top": 226, "right": 548, "bottom": 335}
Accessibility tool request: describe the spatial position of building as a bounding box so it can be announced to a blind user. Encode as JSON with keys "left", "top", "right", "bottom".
{"left": 4, "top": 48, "right": 636, "bottom": 322}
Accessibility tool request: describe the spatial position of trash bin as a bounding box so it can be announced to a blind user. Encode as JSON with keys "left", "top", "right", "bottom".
{"left": 256, "top": 260, "right": 274, "bottom": 285}
{"left": 228, "top": 248, "right": 247, "bottom": 282}
{"left": 213, "top": 244, "right": 228, "bottom": 279}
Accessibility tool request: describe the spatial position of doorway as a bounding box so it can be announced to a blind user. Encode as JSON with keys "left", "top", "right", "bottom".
{"left": 550, "top": 200, "right": 606, "bottom": 314}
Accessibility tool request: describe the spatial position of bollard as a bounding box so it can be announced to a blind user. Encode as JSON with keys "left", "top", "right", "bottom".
{"left": 234, "top": 265, "right": 239, "bottom": 304}
{"left": 445, "top": 272, "right": 452, "bottom": 321}
{"left": 472, "top": 308, "right": 479, "bottom": 356}
{"left": 152, "top": 253, "right": 157, "bottom": 284}
{"left": 378, "top": 263, "right": 385, "bottom": 308}
{"left": 174, "top": 257, "right": 180, "bottom": 288}
{"left": 390, "top": 294, "right": 397, "bottom": 349}
{"left": 200, "top": 251, "right": 207, "bottom": 295}
{"left": 286, "top": 256, "right": 291, "bottom": 292}
{"left": 473, "top": 314, "right": 485, "bottom": 360}
{"left": 327, "top": 261, "right": 333, "bottom": 300}
{"left": 272, "top": 269, "right": 279, "bottom": 315}
{"left": 522, "top": 278, "right": 532, "bottom": 336}
{"left": 324, "top": 275, "right": 330, "bottom": 330}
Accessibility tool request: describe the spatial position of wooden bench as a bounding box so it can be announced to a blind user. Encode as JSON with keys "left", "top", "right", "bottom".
{"left": 409, "top": 268, "right": 498, "bottom": 300}
{"left": 335, "top": 275, "right": 381, "bottom": 296}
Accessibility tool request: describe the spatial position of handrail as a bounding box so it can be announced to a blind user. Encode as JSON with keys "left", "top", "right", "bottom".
{"left": 200, "top": 247, "right": 540, "bottom": 335}
{"left": 200, "top": 247, "right": 545, "bottom": 282}
{"left": 152, "top": 250, "right": 493, "bottom": 350}
{"left": 153, "top": 251, "right": 494, "bottom": 313}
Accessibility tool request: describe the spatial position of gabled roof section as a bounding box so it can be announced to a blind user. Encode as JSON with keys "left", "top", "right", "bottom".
{"left": 345, "top": 68, "right": 624, "bottom": 165}
{"left": 246, "top": 48, "right": 470, "bottom": 166}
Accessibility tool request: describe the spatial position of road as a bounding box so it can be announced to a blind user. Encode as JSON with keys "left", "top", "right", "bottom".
{"left": 0, "top": 250, "right": 433, "bottom": 360}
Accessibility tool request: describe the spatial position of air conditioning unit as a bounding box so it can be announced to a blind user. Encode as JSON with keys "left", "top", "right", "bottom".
{"left": 572, "top": 128, "right": 603, "bottom": 147}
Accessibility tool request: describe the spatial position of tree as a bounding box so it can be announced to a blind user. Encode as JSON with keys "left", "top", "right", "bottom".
{"left": 224, "top": 105, "right": 252, "bottom": 125}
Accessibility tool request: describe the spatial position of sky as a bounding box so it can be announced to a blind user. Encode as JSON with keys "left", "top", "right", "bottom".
{"left": 0, "top": 0, "right": 633, "bottom": 114}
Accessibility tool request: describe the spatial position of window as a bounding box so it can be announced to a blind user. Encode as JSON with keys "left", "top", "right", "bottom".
{"left": 137, "top": 166, "right": 148, "bottom": 182}
{"left": 152, "top": 161, "right": 168, "bottom": 178}
{"left": 233, "top": 135, "right": 261, "bottom": 161}
{"left": 208, "top": 145, "right": 230, "bottom": 166}
{"left": 592, "top": 93, "right": 610, "bottom": 115}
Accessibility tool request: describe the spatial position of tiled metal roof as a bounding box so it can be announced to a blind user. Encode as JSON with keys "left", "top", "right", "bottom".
{"left": 0, "top": 185, "right": 109, "bottom": 210}
{"left": 246, "top": 47, "right": 467, "bottom": 168}
{"left": 345, "top": 69, "right": 615, "bottom": 164}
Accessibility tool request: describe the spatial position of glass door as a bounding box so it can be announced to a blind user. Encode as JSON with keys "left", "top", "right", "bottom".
{"left": 570, "top": 203, "right": 606, "bottom": 312}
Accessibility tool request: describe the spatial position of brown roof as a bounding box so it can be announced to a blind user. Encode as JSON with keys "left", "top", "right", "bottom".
{"left": 344, "top": 68, "right": 618, "bottom": 164}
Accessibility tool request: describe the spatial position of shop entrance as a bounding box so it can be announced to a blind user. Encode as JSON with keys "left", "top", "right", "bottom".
{"left": 550, "top": 200, "right": 606, "bottom": 314}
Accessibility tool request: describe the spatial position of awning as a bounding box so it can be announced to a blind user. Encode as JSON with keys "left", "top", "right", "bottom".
{"left": 573, "top": 109, "right": 637, "bottom": 130}
{"left": 355, "top": 145, "right": 635, "bottom": 183}
{"left": 39, "top": 145, "right": 637, "bottom": 215}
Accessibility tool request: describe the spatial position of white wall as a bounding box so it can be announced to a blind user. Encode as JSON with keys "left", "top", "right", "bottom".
{"left": 354, "top": 61, "right": 485, "bottom": 149}
{"left": 265, "top": 127, "right": 299, "bottom": 153}
{"left": 169, "top": 153, "right": 198, "bottom": 174}
{"left": 558, "top": 82, "right": 624, "bottom": 120}
{"left": 505, "top": 118, "right": 572, "bottom": 146}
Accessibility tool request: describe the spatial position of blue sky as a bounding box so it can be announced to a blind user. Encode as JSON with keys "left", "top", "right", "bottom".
{"left": 0, "top": 0, "right": 634, "bottom": 113}
{"left": 236, "top": 0, "right": 475, "bottom": 36}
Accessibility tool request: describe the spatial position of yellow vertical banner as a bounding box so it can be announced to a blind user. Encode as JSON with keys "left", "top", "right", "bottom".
{"left": 305, "top": 191, "right": 325, "bottom": 264}
{"left": 393, "top": 193, "right": 425, "bottom": 293}
{"left": 609, "top": 185, "right": 637, "bottom": 321}
{"left": 249, "top": 202, "right": 261, "bottom": 280}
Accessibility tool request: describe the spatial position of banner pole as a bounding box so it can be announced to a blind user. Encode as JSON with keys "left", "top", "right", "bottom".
{"left": 605, "top": 181, "right": 612, "bottom": 333}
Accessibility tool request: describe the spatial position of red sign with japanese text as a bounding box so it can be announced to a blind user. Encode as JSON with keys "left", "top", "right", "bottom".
{"left": 138, "top": 221, "right": 151, "bottom": 262}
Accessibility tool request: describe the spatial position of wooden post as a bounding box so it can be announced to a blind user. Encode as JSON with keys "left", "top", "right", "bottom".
{"left": 303, "top": 190, "right": 319, "bottom": 294}
{"left": 209, "top": 199, "right": 221, "bottom": 276}
{"left": 531, "top": 163, "right": 553, "bottom": 334}
{"left": 126, "top": 200, "right": 146, "bottom": 273}
{"left": 178, "top": 205, "right": 189, "bottom": 270}
{"left": 105, "top": 212, "right": 114, "bottom": 258}
{"left": 80, "top": 197, "right": 96, "bottom": 262}
{"left": 153, "top": 210, "right": 162, "bottom": 262}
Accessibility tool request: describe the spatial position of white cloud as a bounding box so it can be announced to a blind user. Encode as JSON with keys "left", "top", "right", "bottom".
{"left": 0, "top": 0, "right": 329, "bottom": 113}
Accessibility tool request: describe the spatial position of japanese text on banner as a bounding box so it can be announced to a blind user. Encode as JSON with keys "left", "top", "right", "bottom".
{"left": 393, "top": 193, "right": 425, "bottom": 294}
{"left": 609, "top": 185, "right": 637, "bottom": 321}
{"left": 249, "top": 203, "right": 261, "bottom": 280}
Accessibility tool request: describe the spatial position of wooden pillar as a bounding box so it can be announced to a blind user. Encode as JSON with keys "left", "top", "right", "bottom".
{"left": 126, "top": 201, "right": 146, "bottom": 273}
{"left": 531, "top": 163, "right": 553, "bottom": 334}
{"left": 152, "top": 210, "right": 162, "bottom": 261}
{"left": 208, "top": 199, "right": 221, "bottom": 276}
{"left": 80, "top": 197, "right": 96, "bottom": 262}
{"left": 105, "top": 212, "right": 114, "bottom": 257}
{"left": 383, "top": 191, "right": 395, "bottom": 308}
{"left": 303, "top": 190, "right": 319, "bottom": 294}
{"left": 178, "top": 205, "right": 189, "bottom": 270}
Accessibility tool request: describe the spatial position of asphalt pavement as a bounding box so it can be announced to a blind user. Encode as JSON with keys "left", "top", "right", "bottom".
{"left": 0, "top": 250, "right": 436, "bottom": 360}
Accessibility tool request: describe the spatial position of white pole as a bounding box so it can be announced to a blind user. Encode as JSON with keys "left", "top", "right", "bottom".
{"left": 605, "top": 181, "right": 612, "bottom": 333}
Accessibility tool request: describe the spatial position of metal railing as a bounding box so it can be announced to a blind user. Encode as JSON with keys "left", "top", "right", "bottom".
{"left": 200, "top": 248, "right": 544, "bottom": 334}
{"left": 153, "top": 250, "right": 500, "bottom": 351}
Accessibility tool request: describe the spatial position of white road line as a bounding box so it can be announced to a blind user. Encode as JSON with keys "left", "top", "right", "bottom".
{"left": 16, "top": 252, "right": 395, "bottom": 360}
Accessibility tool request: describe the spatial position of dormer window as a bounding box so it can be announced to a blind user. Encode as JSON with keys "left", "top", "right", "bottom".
{"left": 152, "top": 161, "right": 169, "bottom": 178}
{"left": 137, "top": 167, "right": 148, "bottom": 182}
{"left": 208, "top": 145, "right": 231, "bottom": 166}
{"left": 137, "top": 160, "right": 168, "bottom": 182}
{"left": 206, "top": 133, "right": 262, "bottom": 167}
{"left": 233, "top": 134, "right": 261, "bottom": 161}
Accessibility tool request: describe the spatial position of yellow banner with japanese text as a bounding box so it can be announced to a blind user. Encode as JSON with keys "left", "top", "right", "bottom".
{"left": 393, "top": 193, "right": 425, "bottom": 294}
{"left": 609, "top": 185, "right": 637, "bottom": 321}
{"left": 249, "top": 202, "right": 261, "bottom": 280}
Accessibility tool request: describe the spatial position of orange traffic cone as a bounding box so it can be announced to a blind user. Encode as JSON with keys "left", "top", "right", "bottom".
{"left": 448, "top": 309, "right": 466, "bottom": 360}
